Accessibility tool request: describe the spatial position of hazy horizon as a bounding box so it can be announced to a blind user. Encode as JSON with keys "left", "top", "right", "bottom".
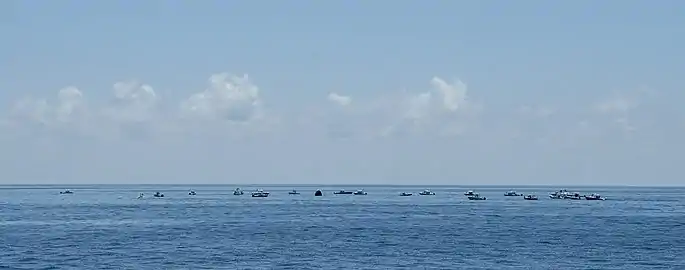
{"left": 2, "top": 1, "right": 683, "bottom": 186}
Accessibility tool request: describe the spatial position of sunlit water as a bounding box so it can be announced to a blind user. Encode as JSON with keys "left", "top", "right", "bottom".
{"left": 1, "top": 185, "right": 684, "bottom": 269}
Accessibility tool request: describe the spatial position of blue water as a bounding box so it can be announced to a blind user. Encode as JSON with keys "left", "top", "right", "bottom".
{"left": 1, "top": 185, "right": 684, "bottom": 269}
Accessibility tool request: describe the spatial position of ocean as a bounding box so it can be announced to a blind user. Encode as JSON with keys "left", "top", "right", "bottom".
{"left": 1, "top": 185, "right": 684, "bottom": 270}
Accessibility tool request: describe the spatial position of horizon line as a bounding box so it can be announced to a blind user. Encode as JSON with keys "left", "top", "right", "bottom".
{"left": 0, "top": 183, "right": 682, "bottom": 188}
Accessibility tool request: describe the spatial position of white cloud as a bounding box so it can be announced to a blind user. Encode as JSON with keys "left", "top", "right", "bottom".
{"left": 179, "top": 73, "right": 262, "bottom": 122}
{"left": 327, "top": 93, "right": 351, "bottom": 106}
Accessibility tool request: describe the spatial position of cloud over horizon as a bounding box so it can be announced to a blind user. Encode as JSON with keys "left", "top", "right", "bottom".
{"left": 0, "top": 71, "right": 681, "bottom": 185}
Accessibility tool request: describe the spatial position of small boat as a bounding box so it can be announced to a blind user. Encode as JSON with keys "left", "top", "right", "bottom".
{"left": 566, "top": 193, "right": 583, "bottom": 200}
{"left": 584, "top": 193, "right": 606, "bottom": 200}
{"left": 314, "top": 189, "right": 323, "bottom": 196}
{"left": 504, "top": 190, "right": 523, "bottom": 196}
{"left": 333, "top": 190, "right": 353, "bottom": 195}
{"left": 467, "top": 194, "right": 486, "bottom": 200}
{"left": 188, "top": 190, "right": 197, "bottom": 195}
{"left": 137, "top": 193, "right": 144, "bottom": 199}
{"left": 464, "top": 190, "right": 476, "bottom": 196}
{"left": 419, "top": 189, "right": 436, "bottom": 195}
{"left": 288, "top": 190, "right": 300, "bottom": 195}
{"left": 251, "top": 189, "right": 270, "bottom": 197}
{"left": 399, "top": 192, "right": 413, "bottom": 196}
{"left": 353, "top": 189, "right": 367, "bottom": 195}
{"left": 549, "top": 189, "right": 569, "bottom": 199}
{"left": 153, "top": 192, "right": 164, "bottom": 198}
{"left": 59, "top": 190, "right": 73, "bottom": 194}
{"left": 233, "top": 188, "right": 244, "bottom": 195}
{"left": 523, "top": 194, "right": 538, "bottom": 200}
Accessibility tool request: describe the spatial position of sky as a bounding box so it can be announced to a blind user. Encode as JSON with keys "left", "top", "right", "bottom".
{"left": 1, "top": 1, "right": 684, "bottom": 185}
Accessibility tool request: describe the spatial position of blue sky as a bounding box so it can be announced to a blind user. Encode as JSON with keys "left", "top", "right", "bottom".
{"left": 1, "top": 1, "right": 683, "bottom": 185}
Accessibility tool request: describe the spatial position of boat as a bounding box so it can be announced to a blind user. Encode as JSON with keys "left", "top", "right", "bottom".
{"left": 584, "top": 193, "right": 606, "bottom": 200}
{"left": 59, "top": 190, "right": 73, "bottom": 194}
{"left": 233, "top": 188, "right": 244, "bottom": 195}
{"left": 353, "top": 189, "right": 367, "bottom": 195}
{"left": 288, "top": 190, "right": 300, "bottom": 195}
{"left": 399, "top": 192, "right": 413, "bottom": 196}
{"left": 523, "top": 194, "right": 538, "bottom": 200}
{"left": 188, "top": 190, "right": 197, "bottom": 195}
{"left": 464, "top": 190, "right": 476, "bottom": 196}
{"left": 137, "top": 193, "right": 144, "bottom": 199}
{"left": 549, "top": 189, "right": 569, "bottom": 199}
{"left": 314, "top": 189, "right": 323, "bottom": 196}
{"left": 419, "top": 189, "right": 435, "bottom": 195}
{"left": 153, "top": 192, "right": 164, "bottom": 198}
{"left": 467, "top": 194, "right": 486, "bottom": 200}
{"left": 251, "top": 189, "right": 270, "bottom": 197}
{"left": 333, "top": 190, "right": 353, "bottom": 195}
{"left": 504, "top": 190, "right": 523, "bottom": 196}
{"left": 566, "top": 193, "right": 583, "bottom": 200}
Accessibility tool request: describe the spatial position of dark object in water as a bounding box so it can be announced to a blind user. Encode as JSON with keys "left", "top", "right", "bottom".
{"left": 314, "top": 190, "right": 323, "bottom": 196}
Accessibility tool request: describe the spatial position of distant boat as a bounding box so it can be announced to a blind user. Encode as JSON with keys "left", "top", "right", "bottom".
{"left": 233, "top": 188, "right": 244, "bottom": 195}
{"left": 137, "top": 193, "right": 144, "bottom": 199}
{"left": 314, "top": 189, "right": 323, "bottom": 196}
{"left": 399, "top": 192, "right": 413, "bottom": 196}
{"left": 59, "top": 190, "right": 73, "bottom": 194}
{"left": 353, "top": 189, "right": 367, "bottom": 195}
{"left": 584, "top": 193, "right": 606, "bottom": 201}
{"left": 467, "top": 193, "right": 486, "bottom": 200}
{"left": 523, "top": 194, "right": 538, "bottom": 200}
{"left": 288, "top": 190, "right": 300, "bottom": 195}
{"left": 153, "top": 192, "right": 164, "bottom": 198}
{"left": 419, "top": 189, "right": 435, "bottom": 195}
{"left": 334, "top": 190, "right": 353, "bottom": 195}
{"left": 504, "top": 190, "right": 523, "bottom": 196}
{"left": 188, "top": 190, "right": 197, "bottom": 195}
{"left": 464, "top": 190, "right": 476, "bottom": 196}
{"left": 549, "top": 189, "right": 569, "bottom": 199}
{"left": 251, "top": 189, "right": 269, "bottom": 197}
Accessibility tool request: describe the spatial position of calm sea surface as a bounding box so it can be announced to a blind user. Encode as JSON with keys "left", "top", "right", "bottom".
{"left": 1, "top": 185, "right": 684, "bottom": 270}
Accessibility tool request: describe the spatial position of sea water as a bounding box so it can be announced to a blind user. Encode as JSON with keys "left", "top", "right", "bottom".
{"left": 1, "top": 185, "right": 684, "bottom": 269}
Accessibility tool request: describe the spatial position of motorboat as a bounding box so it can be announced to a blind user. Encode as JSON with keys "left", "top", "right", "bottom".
{"left": 399, "top": 192, "right": 413, "bottom": 196}
{"left": 584, "top": 193, "right": 606, "bottom": 201}
{"left": 467, "top": 193, "right": 486, "bottom": 200}
{"left": 333, "top": 190, "right": 353, "bottom": 195}
{"left": 419, "top": 189, "right": 435, "bottom": 195}
{"left": 233, "top": 188, "right": 244, "bottom": 195}
{"left": 549, "top": 189, "right": 569, "bottom": 199}
{"left": 137, "top": 193, "right": 144, "bottom": 199}
{"left": 566, "top": 193, "right": 583, "bottom": 200}
{"left": 288, "top": 190, "right": 300, "bottom": 195}
{"left": 153, "top": 192, "right": 164, "bottom": 198}
{"left": 353, "top": 189, "right": 367, "bottom": 195}
{"left": 464, "top": 190, "right": 476, "bottom": 196}
{"left": 504, "top": 190, "right": 523, "bottom": 196}
{"left": 59, "top": 190, "right": 73, "bottom": 194}
{"left": 188, "top": 190, "right": 197, "bottom": 195}
{"left": 251, "top": 189, "right": 270, "bottom": 197}
{"left": 314, "top": 189, "right": 323, "bottom": 196}
{"left": 523, "top": 194, "right": 538, "bottom": 200}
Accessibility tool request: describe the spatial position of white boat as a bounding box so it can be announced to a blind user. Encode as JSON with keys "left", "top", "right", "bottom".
{"left": 188, "top": 190, "right": 197, "bottom": 195}
{"left": 399, "top": 192, "right": 413, "bottom": 196}
{"left": 233, "top": 188, "right": 244, "bottom": 195}
{"left": 59, "top": 190, "right": 73, "bottom": 194}
{"left": 467, "top": 193, "right": 486, "bottom": 200}
{"left": 419, "top": 189, "right": 435, "bottom": 195}
{"left": 584, "top": 193, "right": 606, "bottom": 200}
{"left": 251, "top": 189, "right": 270, "bottom": 197}
{"left": 504, "top": 190, "right": 523, "bottom": 196}
{"left": 288, "top": 189, "right": 300, "bottom": 195}
{"left": 353, "top": 189, "right": 367, "bottom": 195}
{"left": 464, "top": 190, "right": 476, "bottom": 196}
